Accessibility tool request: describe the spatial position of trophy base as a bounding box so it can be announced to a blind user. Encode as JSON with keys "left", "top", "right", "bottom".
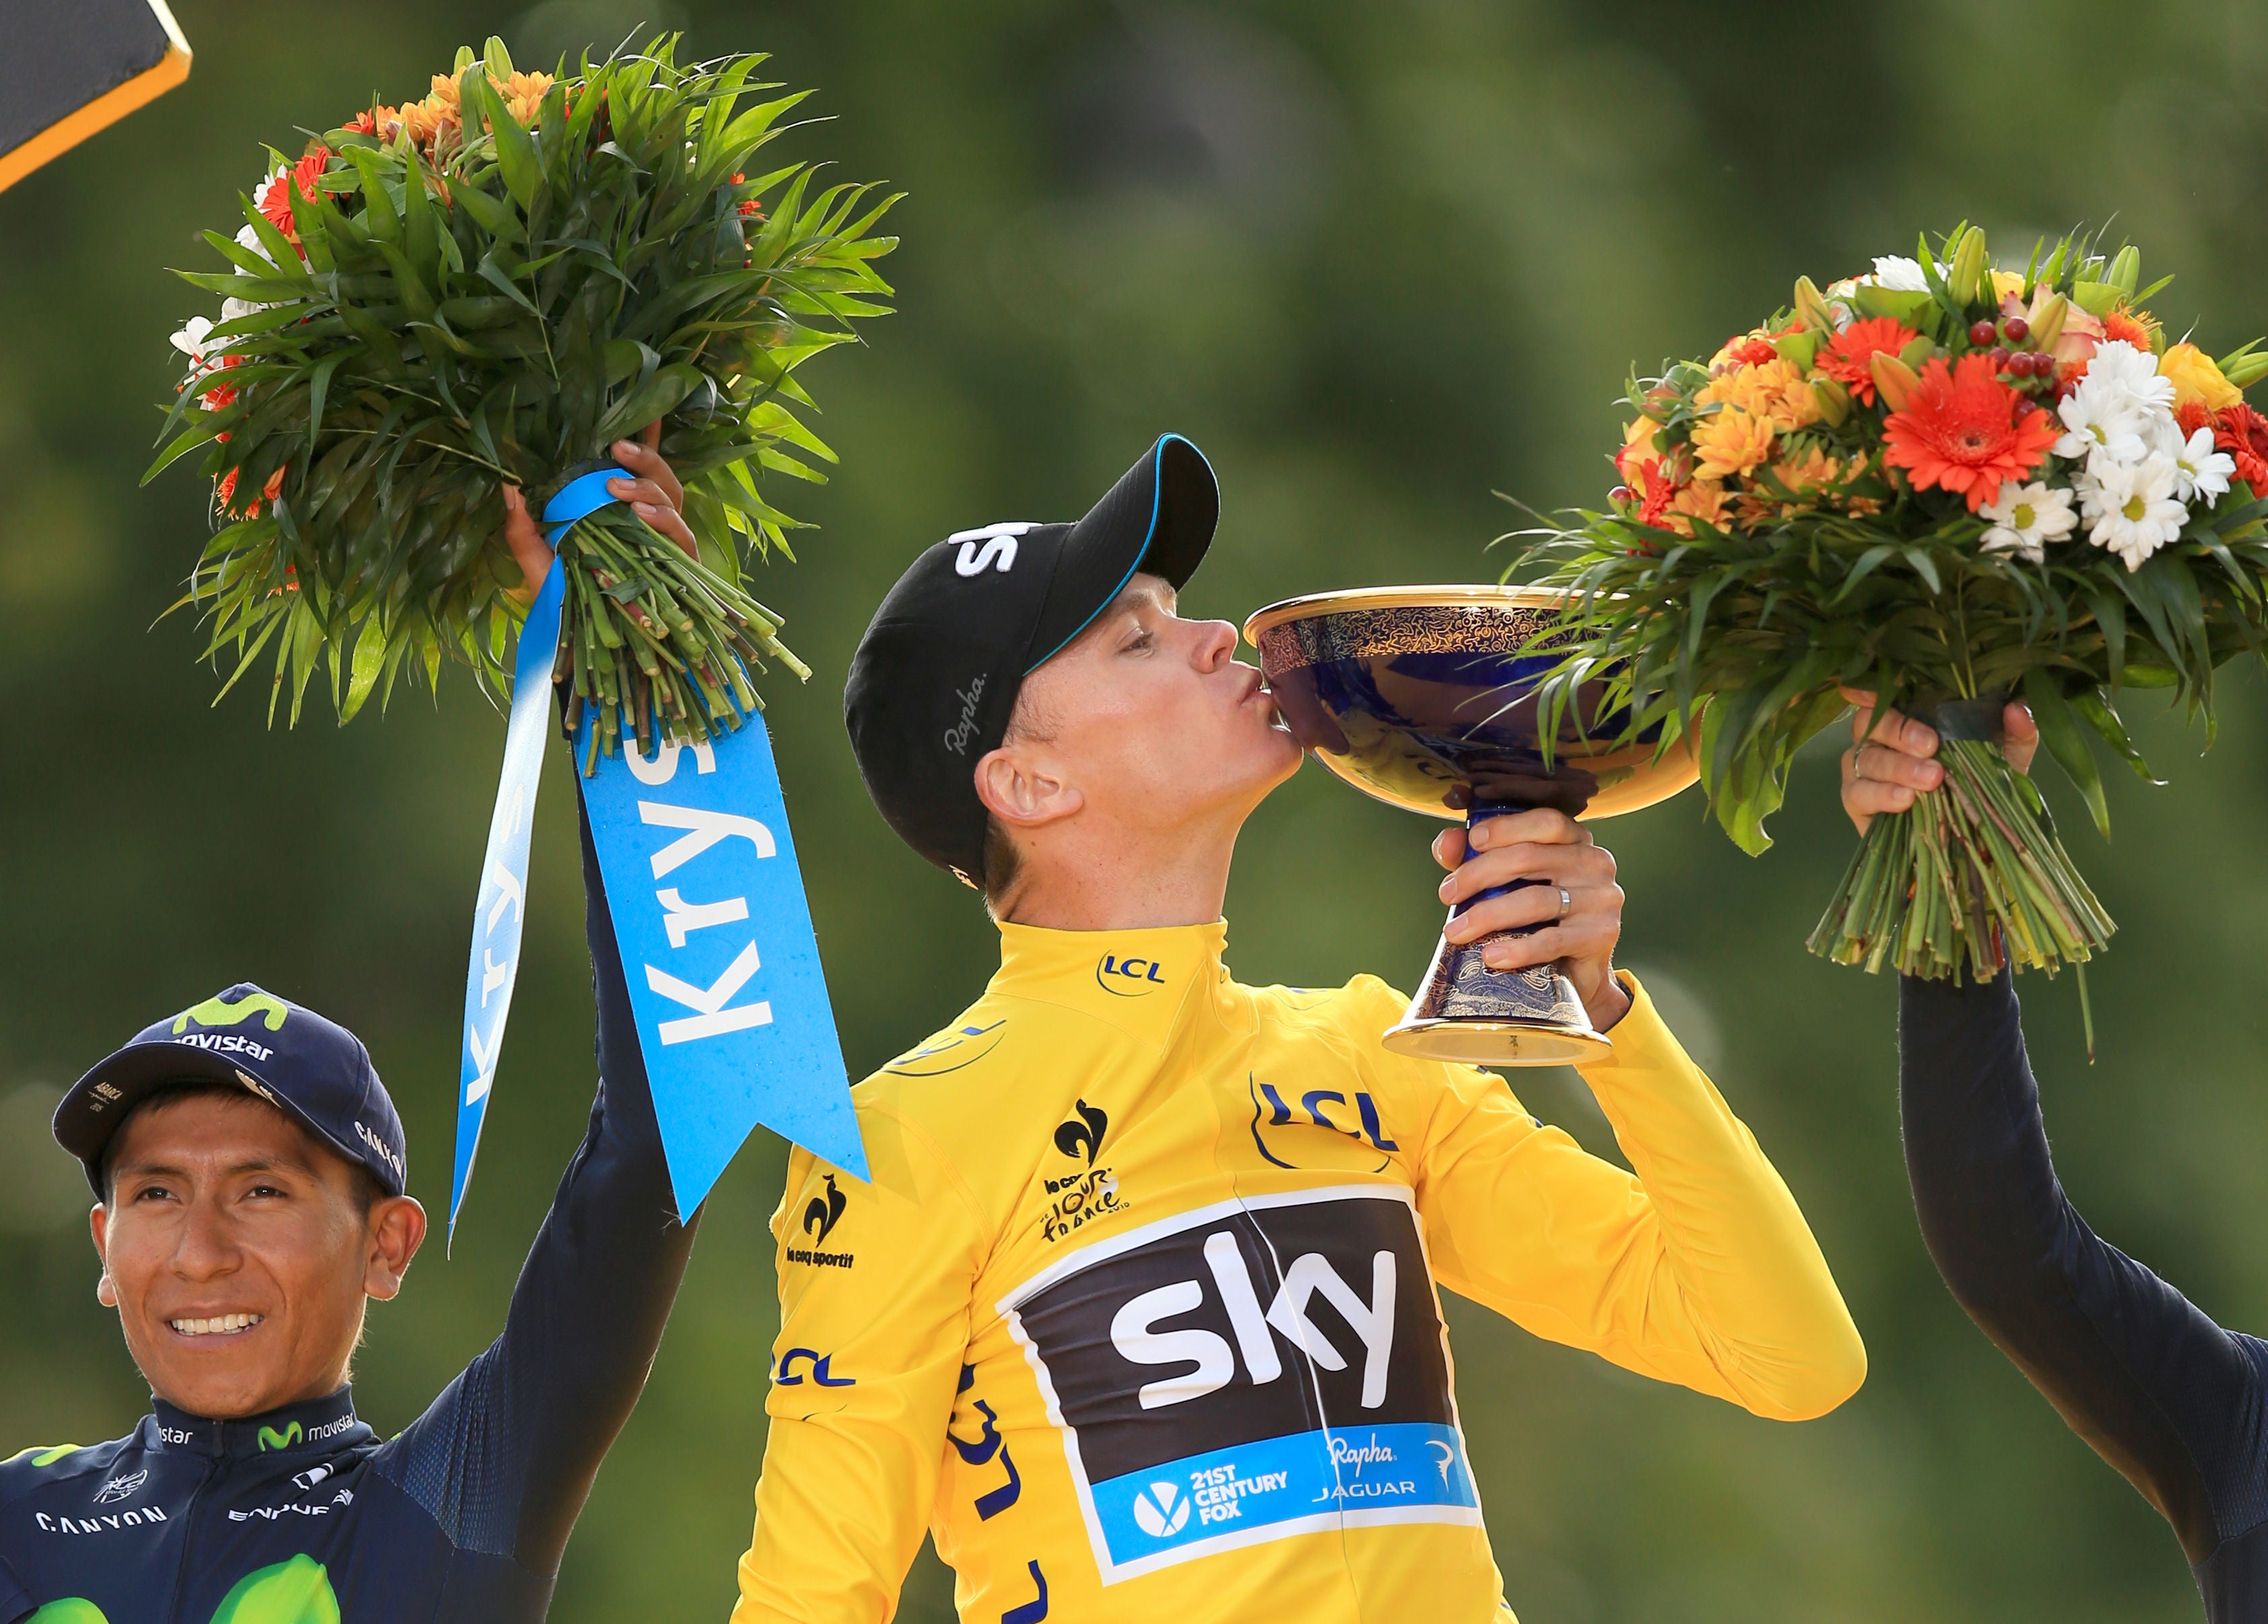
{"left": 1382, "top": 931, "right": 1611, "bottom": 1068}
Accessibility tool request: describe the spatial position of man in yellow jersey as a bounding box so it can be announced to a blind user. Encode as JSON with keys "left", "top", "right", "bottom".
{"left": 733, "top": 434, "right": 1866, "bottom": 1623}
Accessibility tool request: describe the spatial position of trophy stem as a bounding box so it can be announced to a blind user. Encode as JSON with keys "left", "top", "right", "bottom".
{"left": 1381, "top": 801, "right": 1612, "bottom": 1068}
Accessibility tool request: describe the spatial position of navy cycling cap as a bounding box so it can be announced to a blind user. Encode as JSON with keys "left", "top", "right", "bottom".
{"left": 55, "top": 982, "right": 408, "bottom": 1200}
{"left": 843, "top": 433, "right": 1220, "bottom": 887}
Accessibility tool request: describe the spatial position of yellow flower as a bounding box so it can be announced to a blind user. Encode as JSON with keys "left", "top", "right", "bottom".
{"left": 1698, "top": 358, "right": 1817, "bottom": 436}
{"left": 1989, "top": 269, "right": 2026, "bottom": 302}
{"left": 2159, "top": 342, "right": 2241, "bottom": 413}
{"left": 1691, "top": 406, "right": 1777, "bottom": 481}
{"left": 501, "top": 71, "right": 556, "bottom": 126}
{"left": 1771, "top": 444, "right": 1843, "bottom": 496}
{"left": 1663, "top": 477, "right": 1728, "bottom": 535}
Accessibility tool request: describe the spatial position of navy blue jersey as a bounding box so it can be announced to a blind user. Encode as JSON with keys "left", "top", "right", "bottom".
{"left": 1900, "top": 970, "right": 2268, "bottom": 1621}
{"left": 0, "top": 803, "right": 698, "bottom": 1624}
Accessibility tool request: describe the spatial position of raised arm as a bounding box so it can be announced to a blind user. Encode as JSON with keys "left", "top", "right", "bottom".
{"left": 374, "top": 797, "right": 699, "bottom": 1578}
{"left": 1405, "top": 974, "right": 1865, "bottom": 1421}
{"left": 1898, "top": 969, "right": 2265, "bottom": 1565}
{"left": 1414, "top": 809, "right": 1863, "bottom": 1421}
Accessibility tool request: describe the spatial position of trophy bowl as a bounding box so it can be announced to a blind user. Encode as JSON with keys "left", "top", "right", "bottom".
{"left": 1244, "top": 584, "right": 1699, "bottom": 1067}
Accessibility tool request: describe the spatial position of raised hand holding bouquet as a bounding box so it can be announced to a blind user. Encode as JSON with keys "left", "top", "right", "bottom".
{"left": 1516, "top": 226, "right": 2268, "bottom": 986}
{"left": 154, "top": 35, "right": 894, "bottom": 766}
{"left": 152, "top": 36, "right": 895, "bottom": 1224}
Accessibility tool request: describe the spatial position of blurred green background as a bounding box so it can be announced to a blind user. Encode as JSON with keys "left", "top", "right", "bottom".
{"left": 7, "top": 1, "right": 2268, "bottom": 1619}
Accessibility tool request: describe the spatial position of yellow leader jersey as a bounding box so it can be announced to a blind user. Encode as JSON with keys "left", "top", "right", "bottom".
{"left": 734, "top": 921, "right": 1864, "bottom": 1623}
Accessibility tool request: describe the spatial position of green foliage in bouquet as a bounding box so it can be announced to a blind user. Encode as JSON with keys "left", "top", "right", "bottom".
{"left": 148, "top": 36, "right": 898, "bottom": 765}
{"left": 1512, "top": 224, "right": 2268, "bottom": 982}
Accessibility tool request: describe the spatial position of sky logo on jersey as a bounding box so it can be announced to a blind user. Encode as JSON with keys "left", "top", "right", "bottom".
{"left": 999, "top": 1184, "right": 1480, "bottom": 1582}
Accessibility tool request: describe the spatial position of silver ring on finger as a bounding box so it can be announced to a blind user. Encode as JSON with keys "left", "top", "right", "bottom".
{"left": 1555, "top": 886, "right": 1572, "bottom": 921}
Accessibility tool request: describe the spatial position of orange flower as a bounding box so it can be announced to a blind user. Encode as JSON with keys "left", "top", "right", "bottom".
{"left": 259, "top": 145, "right": 332, "bottom": 242}
{"left": 1881, "top": 353, "right": 2057, "bottom": 512}
{"left": 2103, "top": 303, "right": 2160, "bottom": 351}
{"left": 729, "top": 171, "right": 766, "bottom": 219}
{"left": 1690, "top": 404, "right": 1778, "bottom": 481}
{"left": 347, "top": 104, "right": 402, "bottom": 139}
{"left": 1815, "top": 316, "right": 1918, "bottom": 407}
{"left": 1708, "top": 333, "right": 1780, "bottom": 374}
{"left": 1663, "top": 477, "right": 1728, "bottom": 535}
{"left": 2205, "top": 401, "right": 2268, "bottom": 498}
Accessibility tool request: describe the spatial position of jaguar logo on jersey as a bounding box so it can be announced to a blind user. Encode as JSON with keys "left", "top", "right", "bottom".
{"left": 999, "top": 1184, "right": 1480, "bottom": 1583}
{"left": 1094, "top": 953, "right": 1166, "bottom": 996}
{"left": 787, "top": 1174, "right": 855, "bottom": 1268}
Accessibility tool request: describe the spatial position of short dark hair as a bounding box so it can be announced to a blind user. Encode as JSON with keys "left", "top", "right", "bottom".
{"left": 100, "top": 1080, "right": 385, "bottom": 1215}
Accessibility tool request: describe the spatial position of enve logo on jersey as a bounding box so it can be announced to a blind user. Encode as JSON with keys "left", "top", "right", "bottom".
{"left": 1001, "top": 1185, "right": 1479, "bottom": 1582}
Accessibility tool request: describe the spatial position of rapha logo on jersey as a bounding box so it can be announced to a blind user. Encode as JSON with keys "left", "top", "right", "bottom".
{"left": 999, "top": 1184, "right": 1479, "bottom": 1583}
{"left": 92, "top": 1469, "right": 147, "bottom": 1505}
{"left": 1055, "top": 1099, "right": 1108, "bottom": 1163}
{"left": 787, "top": 1173, "right": 854, "bottom": 1268}
{"left": 949, "top": 520, "right": 1036, "bottom": 577}
{"left": 943, "top": 674, "right": 987, "bottom": 756}
{"left": 1094, "top": 953, "right": 1166, "bottom": 996}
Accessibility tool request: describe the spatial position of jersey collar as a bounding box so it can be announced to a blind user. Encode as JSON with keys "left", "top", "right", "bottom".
{"left": 149, "top": 1386, "right": 369, "bottom": 1462}
{"left": 991, "top": 918, "right": 1228, "bottom": 1048}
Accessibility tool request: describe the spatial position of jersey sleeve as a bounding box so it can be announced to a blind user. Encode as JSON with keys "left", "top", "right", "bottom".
{"left": 0, "top": 1551, "right": 29, "bottom": 1624}
{"left": 372, "top": 794, "right": 700, "bottom": 1576}
{"left": 1386, "top": 971, "right": 1865, "bottom": 1421}
{"left": 1898, "top": 968, "right": 2268, "bottom": 1565}
{"left": 732, "top": 1104, "right": 989, "bottom": 1624}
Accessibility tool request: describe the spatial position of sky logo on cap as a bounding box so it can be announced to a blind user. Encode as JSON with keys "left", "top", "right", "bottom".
{"left": 173, "top": 990, "right": 289, "bottom": 1036}
{"left": 949, "top": 520, "right": 1036, "bottom": 577}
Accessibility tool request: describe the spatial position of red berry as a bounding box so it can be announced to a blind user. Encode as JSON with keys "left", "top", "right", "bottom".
{"left": 2003, "top": 316, "right": 2030, "bottom": 343}
{"left": 1609, "top": 485, "right": 1632, "bottom": 505}
{"left": 1970, "top": 320, "right": 1998, "bottom": 347}
{"left": 2014, "top": 351, "right": 2040, "bottom": 378}
{"left": 1989, "top": 347, "right": 2011, "bottom": 371}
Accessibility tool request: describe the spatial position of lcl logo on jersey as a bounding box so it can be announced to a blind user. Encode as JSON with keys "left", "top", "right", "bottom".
{"left": 1000, "top": 1185, "right": 1479, "bottom": 1582}
{"left": 1094, "top": 953, "right": 1166, "bottom": 996}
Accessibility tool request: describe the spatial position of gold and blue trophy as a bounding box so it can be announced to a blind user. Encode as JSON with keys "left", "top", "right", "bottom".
{"left": 1246, "top": 585, "right": 1696, "bottom": 1067}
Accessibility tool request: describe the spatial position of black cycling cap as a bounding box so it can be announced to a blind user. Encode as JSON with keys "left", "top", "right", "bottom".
{"left": 843, "top": 433, "right": 1220, "bottom": 887}
{"left": 55, "top": 982, "right": 409, "bottom": 1200}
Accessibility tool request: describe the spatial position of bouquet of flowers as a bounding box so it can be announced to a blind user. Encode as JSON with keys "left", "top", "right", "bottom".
{"left": 1514, "top": 224, "right": 2268, "bottom": 984}
{"left": 149, "top": 36, "right": 896, "bottom": 768}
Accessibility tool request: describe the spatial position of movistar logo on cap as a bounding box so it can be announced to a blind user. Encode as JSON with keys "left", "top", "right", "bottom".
{"left": 174, "top": 991, "right": 290, "bottom": 1036}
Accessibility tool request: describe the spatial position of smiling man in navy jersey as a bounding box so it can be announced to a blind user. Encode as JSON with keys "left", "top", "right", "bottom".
{"left": 0, "top": 438, "right": 704, "bottom": 1624}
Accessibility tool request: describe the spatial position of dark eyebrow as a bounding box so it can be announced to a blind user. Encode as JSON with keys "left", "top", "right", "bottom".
{"left": 112, "top": 1155, "right": 313, "bottom": 1183}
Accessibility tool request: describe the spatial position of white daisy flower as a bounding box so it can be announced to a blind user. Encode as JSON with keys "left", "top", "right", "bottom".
{"left": 2082, "top": 454, "right": 2189, "bottom": 571}
{"left": 1978, "top": 481, "right": 2077, "bottom": 564}
{"left": 2083, "top": 340, "right": 2177, "bottom": 411}
{"left": 2166, "top": 423, "right": 2236, "bottom": 504}
{"left": 2055, "top": 384, "right": 2149, "bottom": 465}
{"left": 1869, "top": 255, "right": 1930, "bottom": 292}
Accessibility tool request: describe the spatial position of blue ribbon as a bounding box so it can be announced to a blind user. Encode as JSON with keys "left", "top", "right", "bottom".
{"left": 577, "top": 706, "right": 866, "bottom": 1211}
{"left": 449, "top": 467, "right": 865, "bottom": 1236}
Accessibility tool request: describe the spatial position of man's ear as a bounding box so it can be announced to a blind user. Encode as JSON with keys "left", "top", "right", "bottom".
{"left": 974, "top": 740, "right": 1083, "bottom": 831}
{"left": 364, "top": 1196, "right": 428, "bottom": 1303}
{"left": 91, "top": 1203, "right": 116, "bottom": 1308}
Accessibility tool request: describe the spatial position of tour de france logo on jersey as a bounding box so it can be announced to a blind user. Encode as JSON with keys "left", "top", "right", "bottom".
{"left": 1041, "top": 1099, "right": 1128, "bottom": 1244}
{"left": 998, "top": 1185, "right": 1480, "bottom": 1583}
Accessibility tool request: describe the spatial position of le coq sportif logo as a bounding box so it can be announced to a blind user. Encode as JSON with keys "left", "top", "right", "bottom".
{"left": 1054, "top": 1099, "right": 1108, "bottom": 1165}
{"left": 802, "top": 1173, "right": 846, "bottom": 1247}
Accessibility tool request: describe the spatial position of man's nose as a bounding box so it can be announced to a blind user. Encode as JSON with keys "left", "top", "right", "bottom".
{"left": 1191, "top": 618, "right": 1238, "bottom": 669}
{"left": 170, "top": 1200, "right": 243, "bottom": 1282}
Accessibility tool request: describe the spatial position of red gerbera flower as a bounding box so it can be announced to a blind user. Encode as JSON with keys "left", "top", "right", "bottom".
{"left": 1815, "top": 316, "right": 1919, "bottom": 407}
{"left": 1726, "top": 336, "right": 1778, "bottom": 368}
{"left": 2211, "top": 401, "right": 2268, "bottom": 498}
{"left": 259, "top": 145, "right": 332, "bottom": 242}
{"left": 1881, "top": 353, "right": 2057, "bottom": 511}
